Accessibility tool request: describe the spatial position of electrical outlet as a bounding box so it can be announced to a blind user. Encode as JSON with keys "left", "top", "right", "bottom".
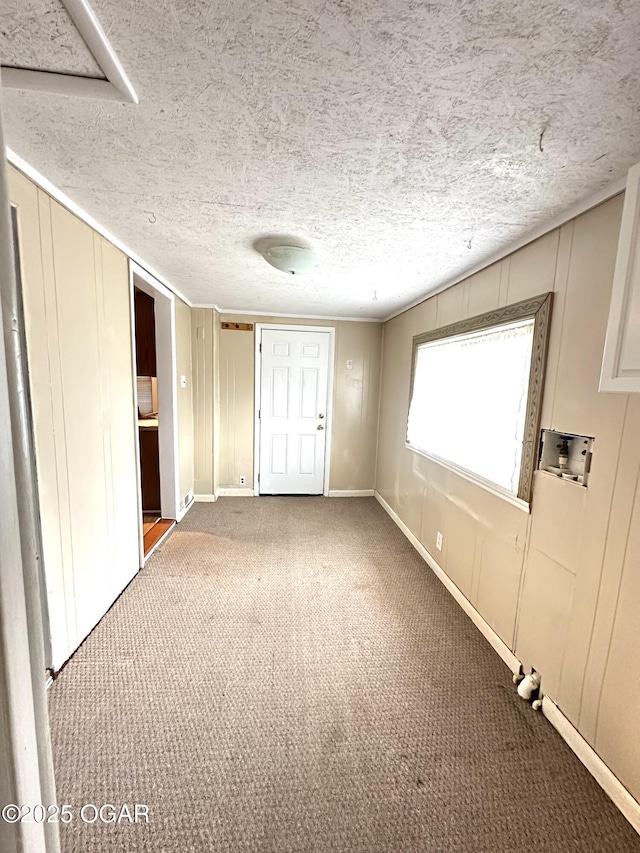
{"left": 436, "top": 531, "right": 443, "bottom": 551}
{"left": 346, "top": 359, "right": 353, "bottom": 370}
{"left": 239, "top": 475, "right": 246, "bottom": 486}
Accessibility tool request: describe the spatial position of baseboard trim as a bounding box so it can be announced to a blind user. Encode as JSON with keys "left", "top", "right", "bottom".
{"left": 216, "top": 488, "right": 255, "bottom": 497}
{"left": 542, "top": 697, "right": 640, "bottom": 836}
{"left": 194, "top": 493, "right": 217, "bottom": 503}
{"left": 375, "top": 489, "right": 640, "bottom": 837}
{"left": 328, "top": 489, "right": 375, "bottom": 497}
{"left": 374, "top": 491, "right": 521, "bottom": 674}
{"left": 176, "top": 499, "right": 195, "bottom": 521}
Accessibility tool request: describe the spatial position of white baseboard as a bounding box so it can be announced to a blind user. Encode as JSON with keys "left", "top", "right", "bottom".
{"left": 194, "top": 493, "right": 217, "bottom": 503}
{"left": 374, "top": 491, "right": 521, "bottom": 674}
{"left": 542, "top": 697, "right": 640, "bottom": 836}
{"left": 216, "top": 487, "right": 254, "bottom": 497}
{"left": 176, "top": 499, "right": 195, "bottom": 521}
{"left": 374, "top": 489, "right": 640, "bottom": 837}
{"left": 328, "top": 489, "right": 375, "bottom": 497}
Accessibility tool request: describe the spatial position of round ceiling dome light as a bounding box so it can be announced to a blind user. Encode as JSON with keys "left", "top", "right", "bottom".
{"left": 260, "top": 244, "right": 317, "bottom": 275}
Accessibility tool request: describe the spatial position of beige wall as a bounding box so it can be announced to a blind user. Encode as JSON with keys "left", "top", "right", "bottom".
{"left": 376, "top": 193, "right": 640, "bottom": 800}
{"left": 192, "top": 311, "right": 382, "bottom": 492}
{"left": 175, "top": 297, "right": 194, "bottom": 505}
{"left": 191, "top": 307, "right": 218, "bottom": 497}
{"left": 9, "top": 165, "right": 140, "bottom": 670}
{"left": 10, "top": 165, "right": 198, "bottom": 667}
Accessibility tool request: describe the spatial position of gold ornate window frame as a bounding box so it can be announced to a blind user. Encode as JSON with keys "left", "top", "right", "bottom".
{"left": 407, "top": 292, "right": 553, "bottom": 505}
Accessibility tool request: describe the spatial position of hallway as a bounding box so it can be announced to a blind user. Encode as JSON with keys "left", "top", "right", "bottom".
{"left": 48, "top": 498, "right": 640, "bottom": 852}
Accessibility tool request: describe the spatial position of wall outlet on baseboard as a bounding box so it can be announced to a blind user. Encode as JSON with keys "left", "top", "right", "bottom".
{"left": 436, "top": 531, "right": 443, "bottom": 551}
{"left": 239, "top": 475, "right": 246, "bottom": 486}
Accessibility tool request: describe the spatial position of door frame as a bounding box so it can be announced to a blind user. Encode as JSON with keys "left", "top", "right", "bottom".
{"left": 253, "top": 323, "right": 335, "bottom": 497}
{"left": 0, "top": 86, "right": 58, "bottom": 852}
{"left": 129, "top": 260, "right": 181, "bottom": 565}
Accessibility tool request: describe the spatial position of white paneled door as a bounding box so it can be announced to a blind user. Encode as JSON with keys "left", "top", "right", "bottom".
{"left": 258, "top": 328, "right": 330, "bottom": 494}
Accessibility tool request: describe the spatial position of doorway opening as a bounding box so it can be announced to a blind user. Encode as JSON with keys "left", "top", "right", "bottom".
{"left": 129, "top": 261, "right": 179, "bottom": 561}
{"left": 254, "top": 324, "right": 335, "bottom": 496}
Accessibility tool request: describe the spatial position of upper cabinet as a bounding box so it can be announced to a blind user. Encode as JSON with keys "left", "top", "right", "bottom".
{"left": 134, "top": 288, "right": 157, "bottom": 376}
{"left": 600, "top": 162, "right": 640, "bottom": 392}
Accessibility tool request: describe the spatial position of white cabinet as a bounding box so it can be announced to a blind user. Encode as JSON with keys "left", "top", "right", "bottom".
{"left": 600, "top": 162, "right": 640, "bottom": 392}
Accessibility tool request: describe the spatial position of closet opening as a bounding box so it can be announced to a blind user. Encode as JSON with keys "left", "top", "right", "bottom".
{"left": 130, "top": 262, "right": 179, "bottom": 561}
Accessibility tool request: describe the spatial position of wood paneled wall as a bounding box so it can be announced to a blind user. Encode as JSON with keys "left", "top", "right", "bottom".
{"left": 376, "top": 194, "right": 640, "bottom": 800}
{"left": 175, "top": 297, "right": 194, "bottom": 505}
{"left": 191, "top": 308, "right": 217, "bottom": 498}
{"left": 191, "top": 312, "right": 383, "bottom": 493}
{"left": 9, "top": 166, "right": 139, "bottom": 670}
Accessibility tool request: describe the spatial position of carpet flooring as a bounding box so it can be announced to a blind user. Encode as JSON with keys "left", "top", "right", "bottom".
{"left": 48, "top": 497, "right": 640, "bottom": 852}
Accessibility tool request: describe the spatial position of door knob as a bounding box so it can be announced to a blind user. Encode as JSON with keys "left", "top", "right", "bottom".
{"left": 317, "top": 424, "right": 324, "bottom": 430}
{"left": 318, "top": 413, "right": 324, "bottom": 418}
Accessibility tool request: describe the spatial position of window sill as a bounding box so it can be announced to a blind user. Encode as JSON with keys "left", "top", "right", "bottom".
{"left": 404, "top": 443, "right": 531, "bottom": 513}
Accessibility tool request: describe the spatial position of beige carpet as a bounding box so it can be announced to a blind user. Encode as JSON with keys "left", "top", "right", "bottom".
{"left": 49, "top": 497, "right": 640, "bottom": 852}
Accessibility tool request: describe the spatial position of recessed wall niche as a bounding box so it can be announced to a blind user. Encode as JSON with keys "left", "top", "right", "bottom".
{"left": 538, "top": 430, "right": 594, "bottom": 487}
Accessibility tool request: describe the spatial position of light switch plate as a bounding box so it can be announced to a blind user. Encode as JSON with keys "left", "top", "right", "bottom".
{"left": 436, "top": 531, "right": 443, "bottom": 551}
{"left": 180, "top": 375, "right": 187, "bottom": 388}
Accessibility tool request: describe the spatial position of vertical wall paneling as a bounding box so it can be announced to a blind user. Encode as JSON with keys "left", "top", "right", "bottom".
{"left": 435, "top": 284, "right": 466, "bottom": 328}
{"left": 375, "top": 193, "right": 640, "bottom": 805}
{"left": 98, "top": 239, "right": 139, "bottom": 594}
{"left": 219, "top": 324, "right": 255, "bottom": 487}
{"left": 175, "top": 297, "right": 194, "bottom": 506}
{"left": 464, "top": 263, "right": 501, "bottom": 319}
{"left": 548, "top": 198, "right": 627, "bottom": 724}
{"left": 579, "top": 396, "right": 640, "bottom": 743}
{"left": 11, "top": 174, "right": 72, "bottom": 662}
{"left": 506, "top": 230, "right": 559, "bottom": 304}
{"left": 9, "top": 166, "right": 139, "bottom": 670}
{"left": 595, "top": 449, "right": 640, "bottom": 796}
{"left": 49, "top": 201, "right": 110, "bottom": 646}
{"left": 191, "top": 307, "right": 215, "bottom": 497}
{"left": 37, "top": 187, "right": 78, "bottom": 662}
{"left": 212, "top": 312, "right": 220, "bottom": 495}
{"left": 204, "top": 314, "right": 382, "bottom": 492}
{"left": 92, "top": 234, "right": 116, "bottom": 594}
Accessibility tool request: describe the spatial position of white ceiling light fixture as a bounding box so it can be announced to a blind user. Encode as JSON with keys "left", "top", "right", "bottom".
{"left": 260, "top": 244, "right": 317, "bottom": 275}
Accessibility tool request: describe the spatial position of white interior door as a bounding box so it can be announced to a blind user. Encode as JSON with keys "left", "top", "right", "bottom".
{"left": 258, "top": 328, "right": 330, "bottom": 494}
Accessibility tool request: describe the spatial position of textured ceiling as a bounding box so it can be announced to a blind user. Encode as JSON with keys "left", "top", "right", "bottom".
{"left": 3, "top": 0, "right": 640, "bottom": 318}
{"left": 0, "top": 0, "right": 103, "bottom": 77}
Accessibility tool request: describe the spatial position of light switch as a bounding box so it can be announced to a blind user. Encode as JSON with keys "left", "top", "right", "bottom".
{"left": 180, "top": 375, "right": 187, "bottom": 388}
{"left": 346, "top": 359, "right": 353, "bottom": 370}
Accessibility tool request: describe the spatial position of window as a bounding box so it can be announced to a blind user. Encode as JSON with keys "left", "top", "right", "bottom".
{"left": 406, "top": 293, "right": 553, "bottom": 506}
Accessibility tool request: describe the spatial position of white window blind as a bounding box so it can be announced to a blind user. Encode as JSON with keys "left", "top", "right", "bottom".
{"left": 407, "top": 318, "right": 535, "bottom": 494}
